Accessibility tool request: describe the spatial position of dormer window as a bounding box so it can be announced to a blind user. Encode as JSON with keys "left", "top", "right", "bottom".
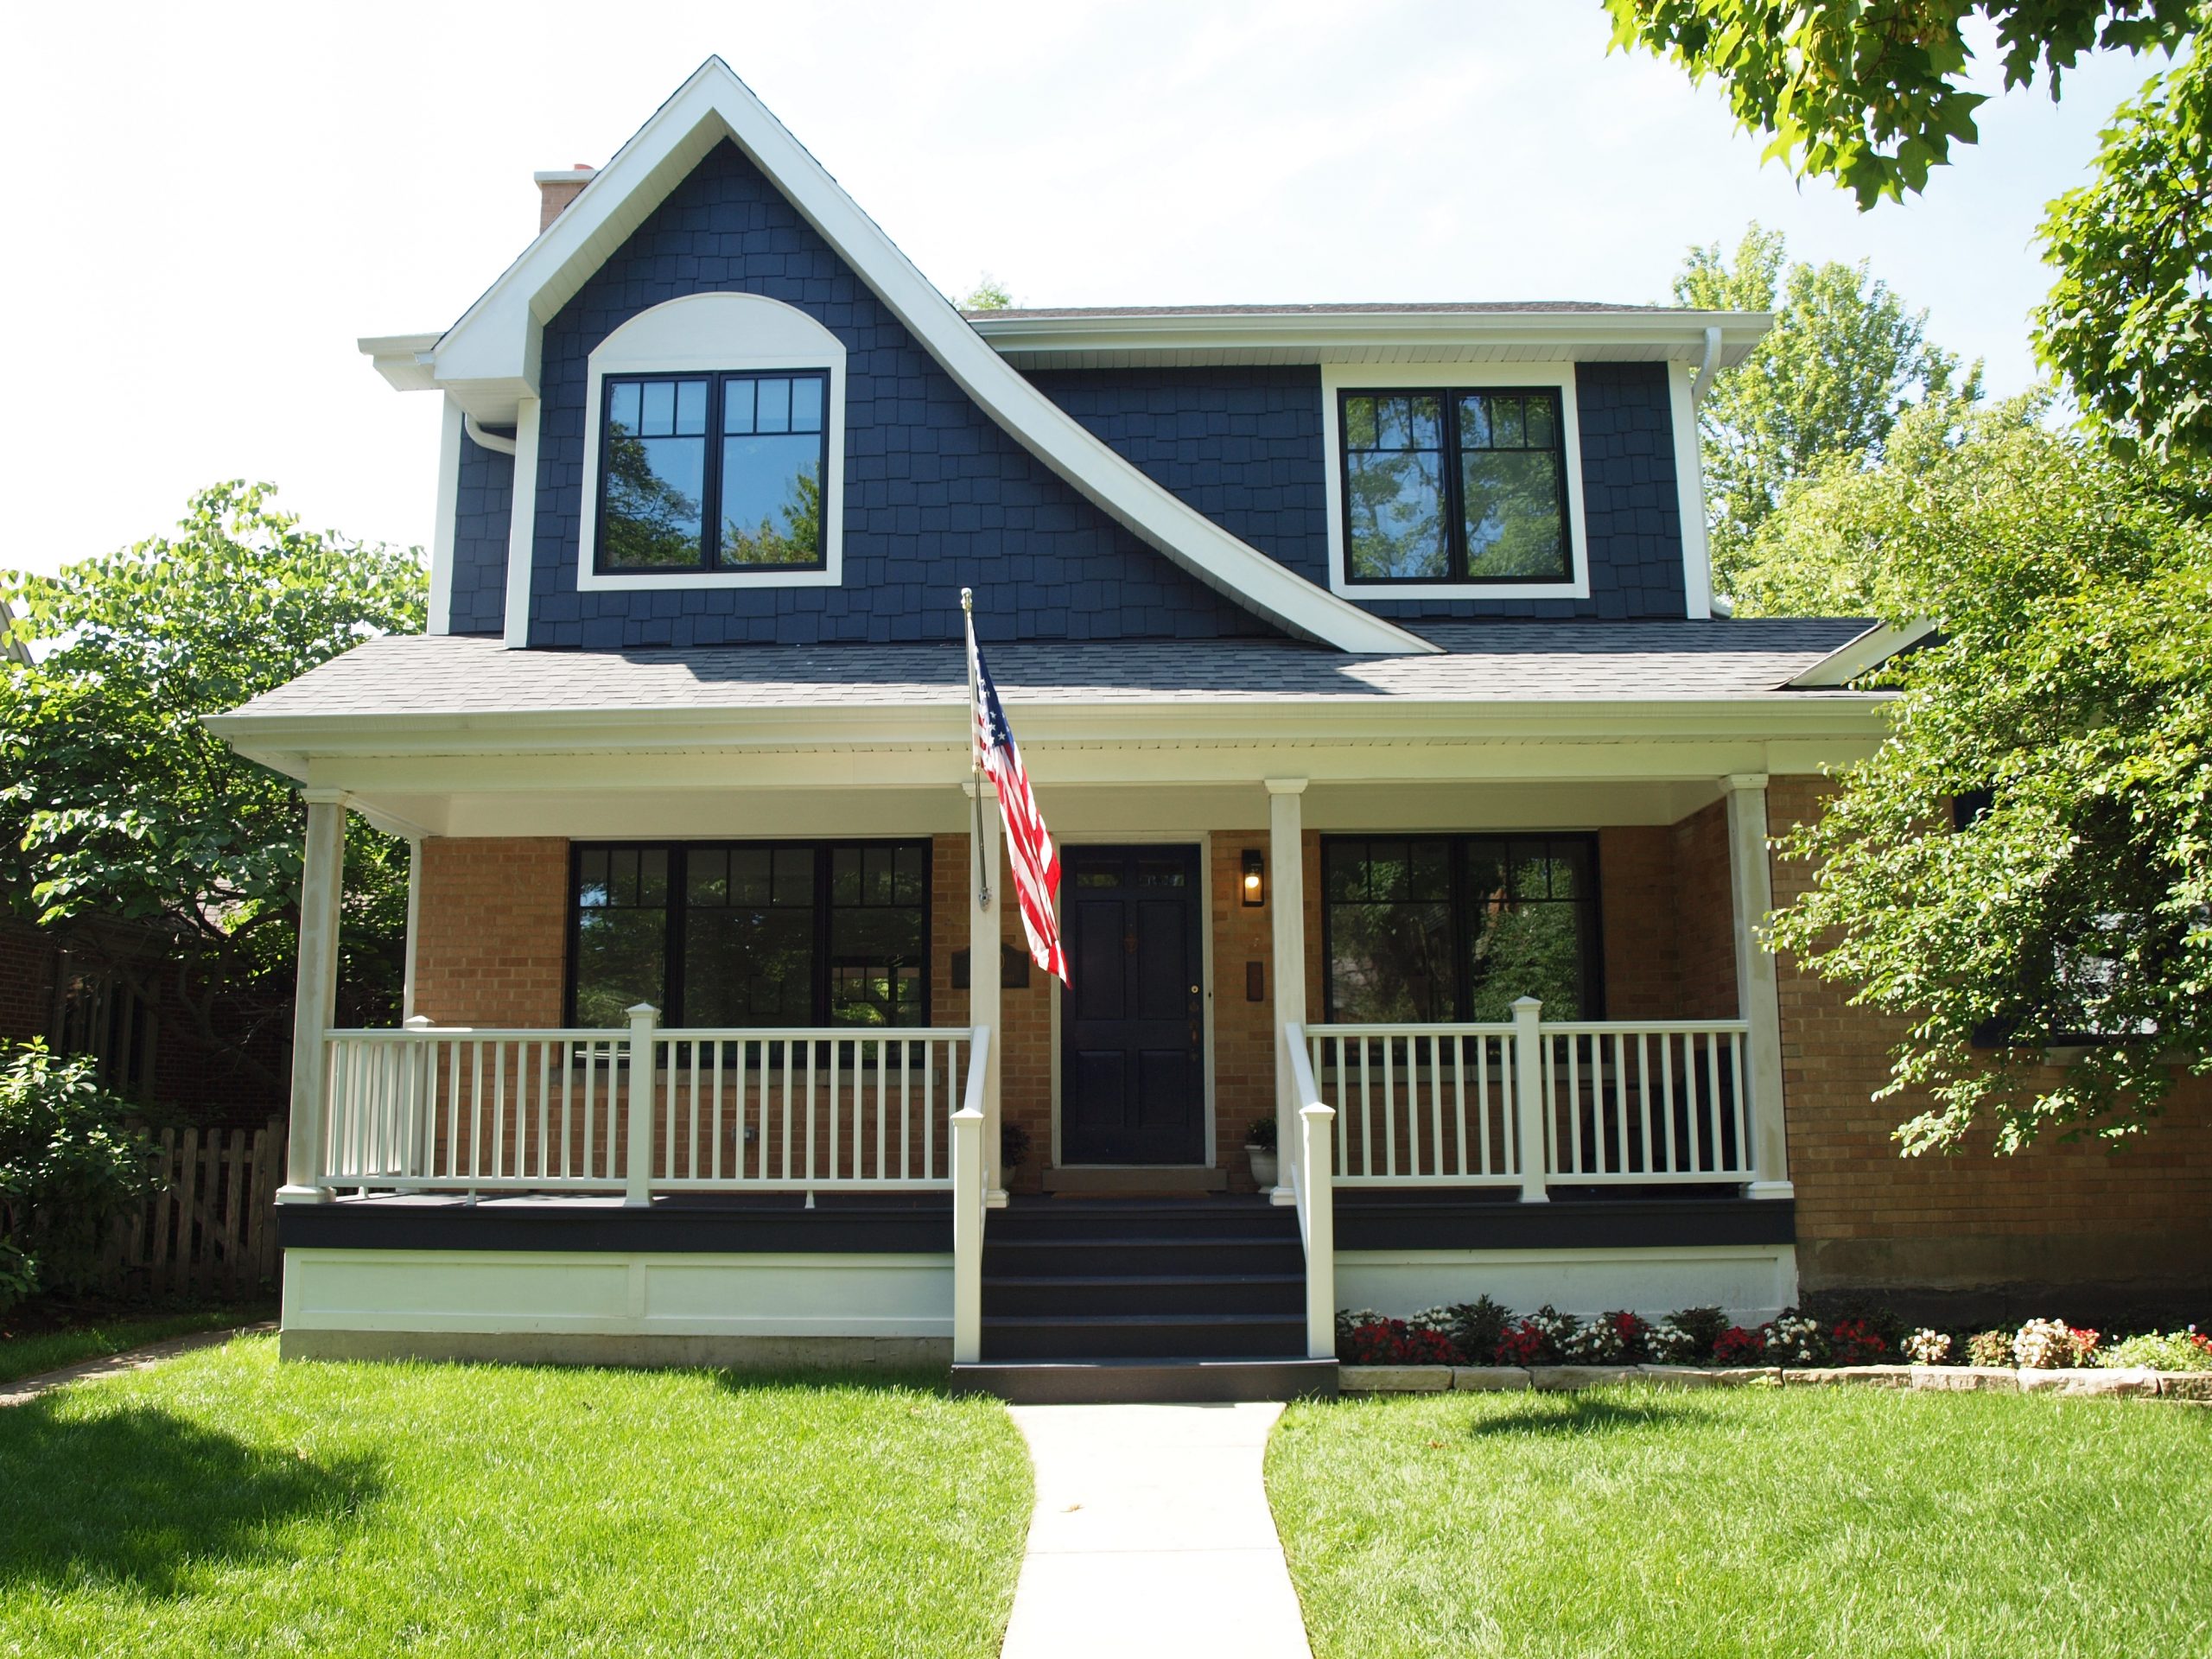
{"left": 599, "top": 370, "right": 829, "bottom": 572}
{"left": 1322, "top": 366, "right": 1589, "bottom": 601}
{"left": 1339, "top": 387, "right": 1571, "bottom": 583}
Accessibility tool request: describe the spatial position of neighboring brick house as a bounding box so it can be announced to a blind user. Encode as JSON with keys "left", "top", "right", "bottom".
{"left": 209, "top": 60, "right": 2208, "bottom": 1398}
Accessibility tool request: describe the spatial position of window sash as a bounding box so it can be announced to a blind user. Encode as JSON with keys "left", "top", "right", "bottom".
{"left": 1336, "top": 386, "right": 1575, "bottom": 586}
{"left": 1319, "top": 834, "right": 1603, "bottom": 1023}
{"left": 596, "top": 370, "right": 831, "bottom": 575}
{"left": 567, "top": 840, "right": 930, "bottom": 1029}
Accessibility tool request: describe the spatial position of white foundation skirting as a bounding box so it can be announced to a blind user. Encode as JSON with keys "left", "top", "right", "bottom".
{"left": 1334, "top": 1243, "right": 1799, "bottom": 1324}
{"left": 281, "top": 1248, "right": 954, "bottom": 1338}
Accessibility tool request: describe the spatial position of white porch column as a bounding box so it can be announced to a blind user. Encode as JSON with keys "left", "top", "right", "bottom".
{"left": 1266, "top": 778, "right": 1308, "bottom": 1204}
{"left": 1724, "top": 773, "right": 1792, "bottom": 1198}
{"left": 278, "top": 788, "right": 346, "bottom": 1203}
{"left": 400, "top": 835, "right": 423, "bottom": 1020}
{"left": 966, "top": 778, "right": 1007, "bottom": 1205}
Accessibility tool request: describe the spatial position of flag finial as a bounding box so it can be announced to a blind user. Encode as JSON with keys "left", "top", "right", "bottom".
{"left": 960, "top": 586, "right": 973, "bottom": 614}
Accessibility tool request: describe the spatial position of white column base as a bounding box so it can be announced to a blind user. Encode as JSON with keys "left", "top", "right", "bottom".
{"left": 276, "top": 1184, "right": 333, "bottom": 1205}
{"left": 1747, "top": 1180, "right": 1796, "bottom": 1202}
{"left": 985, "top": 1188, "right": 1010, "bottom": 1210}
{"left": 1268, "top": 1185, "right": 1296, "bottom": 1207}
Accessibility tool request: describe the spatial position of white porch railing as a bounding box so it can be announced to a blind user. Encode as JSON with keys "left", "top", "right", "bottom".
{"left": 1302, "top": 997, "right": 1755, "bottom": 1192}
{"left": 319, "top": 1007, "right": 974, "bottom": 1198}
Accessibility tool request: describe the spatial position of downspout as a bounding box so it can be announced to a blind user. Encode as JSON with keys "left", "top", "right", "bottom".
{"left": 464, "top": 414, "right": 518, "bottom": 455}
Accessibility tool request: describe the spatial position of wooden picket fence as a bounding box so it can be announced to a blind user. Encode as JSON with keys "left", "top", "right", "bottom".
{"left": 100, "top": 1119, "right": 287, "bottom": 1296}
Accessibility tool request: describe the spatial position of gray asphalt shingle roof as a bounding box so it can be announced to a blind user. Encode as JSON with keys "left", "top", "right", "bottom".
{"left": 223, "top": 621, "right": 1876, "bottom": 721}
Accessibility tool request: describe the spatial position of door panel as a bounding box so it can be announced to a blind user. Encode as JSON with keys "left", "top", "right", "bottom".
{"left": 1060, "top": 845, "right": 1206, "bottom": 1165}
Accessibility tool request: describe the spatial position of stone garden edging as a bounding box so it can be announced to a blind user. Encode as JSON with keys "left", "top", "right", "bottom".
{"left": 1338, "top": 1363, "right": 2212, "bottom": 1400}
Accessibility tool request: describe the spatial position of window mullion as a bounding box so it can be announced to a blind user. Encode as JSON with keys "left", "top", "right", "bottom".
{"left": 702, "top": 379, "right": 721, "bottom": 571}
{"left": 814, "top": 844, "right": 833, "bottom": 1027}
{"left": 1440, "top": 394, "right": 1465, "bottom": 582}
{"left": 1449, "top": 836, "right": 1471, "bottom": 1023}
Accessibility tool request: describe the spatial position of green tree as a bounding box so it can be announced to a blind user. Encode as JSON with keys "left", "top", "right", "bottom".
{"left": 1605, "top": 1, "right": 2209, "bottom": 460}
{"left": 1674, "top": 224, "right": 1978, "bottom": 595}
{"left": 0, "top": 483, "right": 426, "bottom": 1091}
{"left": 959, "top": 274, "right": 1016, "bottom": 311}
{"left": 1758, "top": 415, "right": 2212, "bottom": 1152}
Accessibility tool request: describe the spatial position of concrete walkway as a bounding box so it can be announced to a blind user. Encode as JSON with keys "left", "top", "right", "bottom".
{"left": 0, "top": 1322, "right": 275, "bottom": 1408}
{"left": 1001, "top": 1402, "right": 1313, "bottom": 1659}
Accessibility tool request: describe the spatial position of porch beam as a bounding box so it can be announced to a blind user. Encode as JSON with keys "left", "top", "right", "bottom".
{"left": 278, "top": 788, "right": 347, "bottom": 1203}
{"left": 966, "top": 779, "right": 1006, "bottom": 1205}
{"left": 1267, "top": 778, "right": 1307, "bottom": 1204}
{"left": 1724, "top": 772, "right": 1792, "bottom": 1198}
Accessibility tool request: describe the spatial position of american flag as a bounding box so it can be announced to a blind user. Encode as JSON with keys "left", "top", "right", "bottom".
{"left": 967, "top": 619, "right": 1068, "bottom": 984}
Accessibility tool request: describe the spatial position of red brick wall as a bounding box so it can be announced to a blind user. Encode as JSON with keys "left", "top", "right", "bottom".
{"left": 412, "top": 837, "right": 570, "bottom": 1027}
{"left": 1769, "top": 774, "right": 2212, "bottom": 1311}
{"left": 931, "top": 834, "right": 1053, "bottom": 1191}
{"left": 1672, "top": 799, "right": 1738, "bottom": 1021}
{"left": 1598, "top": 827, "right": 1676, "bottom": 1020}
{"left": 1211, "top": 831, "right": 1274, "bottom": 1190}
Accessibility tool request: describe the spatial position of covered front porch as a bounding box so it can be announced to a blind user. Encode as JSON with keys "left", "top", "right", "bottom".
{"left": 207, "top": 650, "right": 1875, "bottom": 1389}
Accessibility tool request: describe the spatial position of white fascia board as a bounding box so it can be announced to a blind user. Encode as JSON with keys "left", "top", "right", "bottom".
{"left": 359, "top": 333, "right": 442, "bottom": 393}
{"left": 1788, "top": 619, "right": 1936, "bottom": 688}
{"left": 205, "top": 691, "right": 1889, "bottom": 768}
{"left": 423, "top": 59, "right": 1433, "bottom": 656}
{"left": 966, "top": 308, "right": 1773, "bottom": 367}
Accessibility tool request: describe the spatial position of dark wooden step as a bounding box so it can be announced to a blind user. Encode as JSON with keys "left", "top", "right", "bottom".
{"left": 1040, "top": 1166, "right": 1228, "bottom": 1196}
{"left": 982, "top": 1310, "right": 1307, "bottom": 1361}
{"left": 982, "top": 1271, "right": 1306, "bottom": 1318}
{"left": 951, "top": 1357, "right": 1338, "bottom": 1404}
{"left": 982, "top": 1237, "right": 1305, "bottom": 1277}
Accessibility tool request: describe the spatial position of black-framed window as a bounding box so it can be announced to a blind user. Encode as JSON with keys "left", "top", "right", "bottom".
{"left": 569, "top": 841, "right": 927, "bottom": 1029}
{"left": 1338, "top": 387, "right": 1573, "bottom": 584}
{"left": 1321, "top": 835, "right": 1601, "bottom": 1022}
{"left": 597, "top": 370, "right": 829, "bottom": 573}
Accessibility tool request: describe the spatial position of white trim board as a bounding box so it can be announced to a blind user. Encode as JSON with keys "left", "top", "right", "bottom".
{"left": 429, "top": 399, "right": 462, "bottom": 637}
{"left": 1319, "top": 362, "right": 1592, "bottom": 603}
{"left": 408, "top": 58, "right": 1432, "bottom": 657}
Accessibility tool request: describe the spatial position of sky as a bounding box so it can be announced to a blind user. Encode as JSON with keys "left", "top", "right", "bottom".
{"left": 0, "top": 1, "right": 2158, "bottom": 575}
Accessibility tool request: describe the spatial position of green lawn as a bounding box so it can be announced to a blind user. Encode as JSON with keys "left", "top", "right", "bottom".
{"left": 0, "top": 1304, "right": 272, "bottom": 1386}
{"left": 0, "top": 1337, "right": 1031, "bottom": 1657}
{"left": 1268, "top": 1386, "right": 2212, "bottom": 1659}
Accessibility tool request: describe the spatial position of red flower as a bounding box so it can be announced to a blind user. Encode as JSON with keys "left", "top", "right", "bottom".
{"left": 1827, "top": 1319, "right": 1889, "bottom": 1366}
{"left": 1494, "top": 1322, "right": 1549, "bottom": 1365}
{"left": 1712, "top": 1326, "right": 1764, "bottom": 1366}
{"left": 1402, "top": 1328, "right": 1459, "bottom": 1366}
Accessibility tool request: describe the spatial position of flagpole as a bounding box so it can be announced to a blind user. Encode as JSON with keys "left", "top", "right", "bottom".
{"left": 962, "top": 588, "right": 992, "bottom": 912}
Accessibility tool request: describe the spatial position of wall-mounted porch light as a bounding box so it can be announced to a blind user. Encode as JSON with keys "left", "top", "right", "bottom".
{"left": 1242, "top": 848, "right": 1265, "bottom": 907}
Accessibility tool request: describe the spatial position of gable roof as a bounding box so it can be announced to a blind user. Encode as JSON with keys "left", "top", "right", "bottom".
{"left": 386, "top": 59, "right": 1435, "bottom": 657}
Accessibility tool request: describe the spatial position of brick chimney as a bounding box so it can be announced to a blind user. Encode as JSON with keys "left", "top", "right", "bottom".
{"left": 534, "top": 165, "right": 596, "bottom": 233}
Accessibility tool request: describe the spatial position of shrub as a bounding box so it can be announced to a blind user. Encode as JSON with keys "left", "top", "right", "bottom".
{"left": 1443, "top": 1296, "right": 1514, "bottom": 1363}
{"left": 1966, "top": 1329, "right": 2015, "bottom": 1368}
{"left": 1400, "top": 1328, "right": 1459, "bottom": 1366}
{"left": 1340, "top": 1319, "right": 1410, "bottom": 1365}
{"left": 1827, "top": 1319, "right": 1889, "bottom": 1366}
{"left": 1565, "top": 1310, "right": 1651, "bottom": 1363}
{"left": 1764, "top": 1311, "right": 1828, "bottom": 1368}
{"left": 1901, "top": 1328, "right": 1954, "bottom": 1365}
{"left": 1245, "top": 1116, "right": 1278, "bottom": 1152}
{"left": 1495, "top": 1321, "right": 1549, "bottom": 1365}
{"left": 1406, "top": 1306, "right": 1459, "bottom": 1341}
{"left": 2013, "top": 1319, "right": 2099, "bottom": 1369}
{"left": 1648, "top": 1306, "right": 1732, "bottom": 1364}
{"left": 1712, "top": 1326, "right": 1765, "bottom": 1366}
{"left": 0, "top": 1041, "right": 156, "bottom": 1306}
{"left": 1335, "top": 1307, "right": 1387, "bottom": 1342}
{"left": 2096, "top": 1329, "right": 2212, "bottom": 1372}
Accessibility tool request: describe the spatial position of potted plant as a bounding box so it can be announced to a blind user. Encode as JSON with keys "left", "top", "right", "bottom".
{"left": 1244, "top": 1115, "right": 1279, "bottom": 1189}
{"left": 1001, "top": 1122, "right": 1031, "bottom": 1177}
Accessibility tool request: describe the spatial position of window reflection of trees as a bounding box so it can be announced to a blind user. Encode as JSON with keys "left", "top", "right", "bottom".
{"left": 1325, "top": 836, "right": 1596, "bottom": 1022}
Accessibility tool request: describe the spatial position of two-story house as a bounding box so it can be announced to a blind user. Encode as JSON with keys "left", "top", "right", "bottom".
{"left": 213, "top": 60, "right": 2211, "bottom": 1399}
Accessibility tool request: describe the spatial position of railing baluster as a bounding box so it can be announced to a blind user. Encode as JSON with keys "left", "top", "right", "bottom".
{"left": 1732, "top": 1029, "right": 1751, "bottom": 1175}
{"left": 1564, "top": 1034, "right": 1582, "bottom": 1177}
{"left": 899, "top": 1039, "right": 912, "bottom": 1181}
{"left": 1357, "top": 1038, "right": 1372, "bottom": 1179}
{"left": 1452, "top": 1035, "right": 1467, "bottom": 1178}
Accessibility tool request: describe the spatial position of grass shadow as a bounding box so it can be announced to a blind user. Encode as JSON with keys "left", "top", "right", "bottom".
{"left": 0, "top": 1399, "right": 383, "bottom": 1595}
{"left": 1469, "top": 1392, "right": 1707, "bottom": 1439}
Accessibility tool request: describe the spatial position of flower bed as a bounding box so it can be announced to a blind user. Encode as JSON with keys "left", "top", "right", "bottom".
{"left": 1334, "top": 1301, "right": 2212, "bottom": 1398}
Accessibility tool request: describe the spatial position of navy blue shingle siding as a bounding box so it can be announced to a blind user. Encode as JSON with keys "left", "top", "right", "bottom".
{"left": 448, "top": 427, "right": 514, "bottom": 636}
{"left": 1028, "top": 363, "right": 1688, "bottom": 620}
{"left": 523, "top": 141, "right": 1268, "bottom": 646}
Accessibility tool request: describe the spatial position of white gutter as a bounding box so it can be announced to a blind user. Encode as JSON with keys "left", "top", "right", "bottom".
{"left": 463, "top": 414, "right": 518, "bottom": 456}
{"left": 1691, "top": 324, "right": 1725, "bottom": 407}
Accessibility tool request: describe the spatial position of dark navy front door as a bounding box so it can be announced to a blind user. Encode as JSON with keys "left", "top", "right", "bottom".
{"left": 1059, "top": 845, "right": 1206, "bottom": 1165}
